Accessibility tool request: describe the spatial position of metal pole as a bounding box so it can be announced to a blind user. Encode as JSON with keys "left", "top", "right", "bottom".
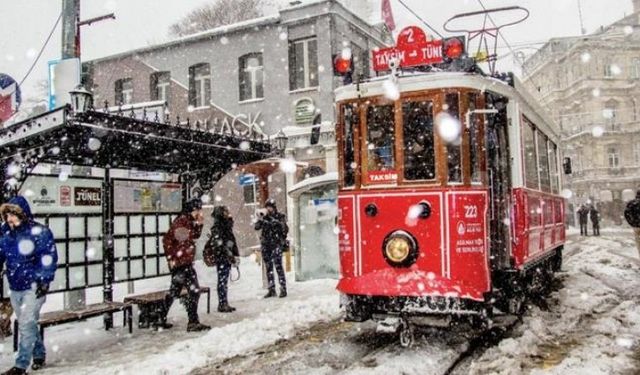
{"left": 102, "top": 168, "right": 114, "bottom": 329}
{"left": 61, "top": 0, "right": 80, "bottom": 59}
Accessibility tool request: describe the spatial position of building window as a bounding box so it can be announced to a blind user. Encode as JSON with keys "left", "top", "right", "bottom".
{"left": 115, "top": 78, "right": 133, "bottom": 105}
{"left": 239, "top": 53, "right": 264, "bottom": 101}
{"left": 288, "top": 37, "right": 318, "bottom": 91}
{"left": 608, "top": 146, "right": 620, "bottom": 168}
{"left": 350, "top": 43, "right": 369, "bottom": 79}
{"left": 150, "top": 71, "right": 171, "bottom": 103}
{"left": 633, "top": 58, "right": 640, "bottom": 79}
{"left": 634, "top": 143, "right": 640, "bottom": 165}
{"left": 189, "top": 63, "right": 211, "bottom": 108}
{"left": 243, "top": 183, "right": 257, "bottom": 205}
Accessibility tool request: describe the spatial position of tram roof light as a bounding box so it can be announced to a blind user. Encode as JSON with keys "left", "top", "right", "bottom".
{"left": 443, "top": 37, "right": 465, "bottom": 60}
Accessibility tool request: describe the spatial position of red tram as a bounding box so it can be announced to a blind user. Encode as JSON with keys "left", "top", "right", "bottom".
{"left": 335, "top": 25, "right": 565, "bottom": 346}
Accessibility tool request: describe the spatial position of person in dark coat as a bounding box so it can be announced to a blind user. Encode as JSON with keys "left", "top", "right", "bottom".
{"left": 589, "top": 205, "right": 600, "bottom": 236}
{"left": 0, "top": 196, "right": 58, "bottom": 374}
{"left": 624, "top": 190, "right": 640, "bottom": 257}
{"left": 208, "top": 206, "right": 239, "bottom": 313}
{"left": 162, "top": 198, "right": 210, "bottom": 332}
{"left": 578, "top": 204, "right": 589, "bottom": 236}
{"left": 254, "top": 200, "right": 288, "bottom": 298}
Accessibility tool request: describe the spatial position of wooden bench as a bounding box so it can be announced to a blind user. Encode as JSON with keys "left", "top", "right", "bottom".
{"left": 13, "top": 301, "right": 132, "bottom": 352}
{"left": 124, "top": 286, "right": 211, "bottom": 328}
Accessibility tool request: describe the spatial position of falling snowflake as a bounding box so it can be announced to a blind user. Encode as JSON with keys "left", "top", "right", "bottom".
{"left": 86, "top": 247, "right": 96, "bottom": 258}
{"left": 435, "top": 112, "right": 461, "bottom": 144}
{"left": 592, "top": 125, "right": 604, "bottom": 137}
{"left": 623, "top": 25, "right": 633, "bottom": 35}
{"left": 279, "top": 158, "right": 297, "bottom": 174}
{"left": 382, "top": 79, "right": 400, "bottom": 100}
{"left": 214, "top": 195, "right": 223, "bottom": 202}
{"left": 279, "top": 32, "right": 288, "bottom": 40}
{"left": 580, "top": 52, "right": 591, "bottom": 63}
{"left": 88, "top": 138, "right": 102, "bottom": 151}
{"left": 239, "top": 141, "right": 250, "bottom": 150}
{"left": 220, "top": 36, "right": 229, "bottom": 45}
{"left": 200, "top": 195, "right": 211, "bottom": 204}
{"left": 59, "top": 171, "right": 69, "bottom": 182}
{"left": 41, "top": 255, "right": 53, "bottom": 267}
{"left": 591, "top": 88, "right": 601, "bottom": 97}
{"left": 18, "top": 240, "right": 35, "bottom": 255}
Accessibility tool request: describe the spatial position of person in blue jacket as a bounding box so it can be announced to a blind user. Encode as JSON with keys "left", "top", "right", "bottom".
{"left": 0, "top": 196, "right": 58, "bottom": 374}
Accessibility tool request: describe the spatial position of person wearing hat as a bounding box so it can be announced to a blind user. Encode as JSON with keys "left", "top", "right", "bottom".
{"left": 161, "top": 198, "right": 210, "bottom": 332}
{"left": 624, "top": 190, "right": 640, "bottom": 257}
{"left": 0, "top": 196, "right": 58, "bottom": 374}
{"left": 254, "top": 199, "right": 288, "bottom": 298}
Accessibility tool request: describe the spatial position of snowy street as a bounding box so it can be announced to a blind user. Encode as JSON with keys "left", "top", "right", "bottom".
{"left": 0, "top": 229, "right": 635, "bottom": 374}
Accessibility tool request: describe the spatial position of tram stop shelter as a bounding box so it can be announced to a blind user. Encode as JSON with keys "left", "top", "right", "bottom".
{"left": 0, "top": 103, "right": 272, "bottom": 328}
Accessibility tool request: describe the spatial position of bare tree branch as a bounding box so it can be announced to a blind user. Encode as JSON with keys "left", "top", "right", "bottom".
{"left": 169, "top": 0, "right": 272, "bottom": 37}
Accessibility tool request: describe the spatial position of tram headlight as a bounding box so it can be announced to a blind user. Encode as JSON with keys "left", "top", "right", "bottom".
{"left": 383, "top": 231, "right": 418, "bottom": 267}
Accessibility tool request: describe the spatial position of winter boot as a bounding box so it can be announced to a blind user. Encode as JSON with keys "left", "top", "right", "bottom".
{"left": 186, "top": 321, "right": 211, "bottom": 332}
{"left": 31, "top": 358, "right": 46, "bottom": 371}
{"left": 217, "top": 304, "right": 235, "bottom": 313}
{"left": 2, "top": 367, "right": 26, "bottom": 375}
{"left": 263, "top": 290, "right": 277, "bottom": 298}
{"left": 279, "top": 290, "right": 287, "bottom": 298}
{"left": 153, "top": 321, "right": 174, "bottom": 330}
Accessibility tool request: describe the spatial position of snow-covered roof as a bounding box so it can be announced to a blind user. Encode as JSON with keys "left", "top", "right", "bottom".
{"left": 288, "top": 171, "right": 338, "bottom": 197}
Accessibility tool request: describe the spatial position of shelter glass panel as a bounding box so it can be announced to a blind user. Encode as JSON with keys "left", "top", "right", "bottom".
{"left": 115, "top": 239, "right": 128, "bottom": 259}
{"left": 402, "top": 99, "right": 435, "bottom": 181}
{"left": 88, "top": 264, "right": 103, "bottom": 286}
{"left": 130, "top": 259, "right": 144, "bottom": 279}
{"left": 114, "top": 216, "right": 127, "bottom": 235}
{"left": 51, "top": 269, "right": 66, "bottom": 291}
{"left": 159, "top": 215, "right": 171, "bottom": 232}
{"left": 130, "top": 238, "right": 143, "bottom": 257}
{"left": 115, "top": 261, "right": 127, "bottom": 281}
{"left": 144, "top": 215, "right": 157, "bottom": 233}
{"left": 69, "top": 266, "right": 86, "bottom": 288}
{"left": 68, "top": 242, "right": 86, "bottom": 263}
{"left": 87, "top": 217, "right": 102, "bottom": 237}
{"left": 69, "top": 217, "right": 85, "bottom": 238}
{"left": 145, "top": 258, "right": 158, "bottom": 277}
{"left": 445, "top": 93, "right": 462, "bottom": 183}
{"left": 145, "top": 237, "right": 158, "bottom": 255}
{"left": 159, "top": 260, "right": 169, "bottom": 274}
{"left": 130, "top": 215, "right": 143, "bottom": 234}
{"left": 88, "top": 240, "right": 103, "bottom": 260}
{"left": 365, "top": 104, "right": 396, "bottom": 182}
{"left": 57, "top": 243, "right": 67, "bottom": 264}
{"left": 49, "top": 218, "right": 66, "bottom": 239}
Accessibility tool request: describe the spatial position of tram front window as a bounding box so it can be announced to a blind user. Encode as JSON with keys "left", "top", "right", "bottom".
{"left": 403, "top": 100, "right": 435, "bottom": 180}
{"left": 366, "top": 105, "right": 396, "bottom": 176}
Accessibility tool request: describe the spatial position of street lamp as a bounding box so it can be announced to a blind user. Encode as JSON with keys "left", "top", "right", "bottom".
{"left": 69, "top": 85, "right": 93, "bottom": 114}
{"left": 274, "top": 129, "right": 288, "bottom": 157}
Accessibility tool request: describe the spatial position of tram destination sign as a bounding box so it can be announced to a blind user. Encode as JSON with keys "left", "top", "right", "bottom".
{"left": 372, "top": 26, "right": 444, "bottom": 72}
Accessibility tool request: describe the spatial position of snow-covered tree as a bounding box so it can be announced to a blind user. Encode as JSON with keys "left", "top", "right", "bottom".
{"left": 169, "top": 0, "right": 272, "bottom": 37}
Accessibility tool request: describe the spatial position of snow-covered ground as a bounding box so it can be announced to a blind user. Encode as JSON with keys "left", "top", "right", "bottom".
{"left": 467, "top": 229, "right": 640, "bottom": 375}
{"left": 0, "top": 229, "right": 638, "bottom": 374}
{"left": 0, "top": 256, "right": 339, "bottom": 374}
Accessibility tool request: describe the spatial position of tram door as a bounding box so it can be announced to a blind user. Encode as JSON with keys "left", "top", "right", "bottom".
{"left": 486, "top": 97, "right": 512, "bottom": 271}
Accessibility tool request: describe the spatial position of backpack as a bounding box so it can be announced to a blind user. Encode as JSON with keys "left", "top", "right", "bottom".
{"left": 203, "top": 240, "right": 217, "bottom": 267}
{"left": 624, "top": 199, "right": 640, "bottom": 228}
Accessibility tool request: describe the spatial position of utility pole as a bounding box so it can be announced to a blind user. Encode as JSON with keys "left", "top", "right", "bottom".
{"left": 61, "top": 0, "right": 80, "bottom": 59}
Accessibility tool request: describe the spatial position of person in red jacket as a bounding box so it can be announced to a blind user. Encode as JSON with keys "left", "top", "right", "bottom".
{"left": 162, "top": 198, "right": 210, "bottom": 332}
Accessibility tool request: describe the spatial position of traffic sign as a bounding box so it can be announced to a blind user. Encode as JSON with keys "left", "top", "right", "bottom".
{"left": 372, "top": 26, "right": 444, "bottom": 71}
{"left": 0, "top": 73, "right": 21, "bottom": 122}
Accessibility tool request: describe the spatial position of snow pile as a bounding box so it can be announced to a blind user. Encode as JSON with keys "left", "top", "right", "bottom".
{"left": 97, "top": 294, "right": 339, "bottom": 374}
{"left": 468, "top": 234, "right": 640, "bottom": 375}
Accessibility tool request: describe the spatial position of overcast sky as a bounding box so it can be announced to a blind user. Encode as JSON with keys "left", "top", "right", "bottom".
{"left": 0, "top": 0, "right": 634, "bottom": 103}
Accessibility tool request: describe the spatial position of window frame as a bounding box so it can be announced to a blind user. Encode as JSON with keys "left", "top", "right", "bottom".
{"left": 239, "top": 53, "right": 264, "bottom": 102}
{"left": 189, "top": 63, "right": 211, "bottom": 108}
{"left": 361, "top": 101, "right": 398, "bottom": 186}
{"left": 288, "top": 37, "right": 319, "bottom": 91}
{"left": 337, "top": 101, "right": 361, "bottom": 189}
{"left": 115, "top": 78, "right": 133, "bottom": 105}
{"left": 150, "top": 71, "right": 171, "bottom": 104}
{"left": 608, "top": 146, "right": 620, "bottom": 168}
{"left": 522, "top": 116, "right": 540, "bottom": 190}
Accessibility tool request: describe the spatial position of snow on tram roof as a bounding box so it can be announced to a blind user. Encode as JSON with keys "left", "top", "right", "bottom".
{"left": 335, "top": 71, "right": 559, "bottom": 140}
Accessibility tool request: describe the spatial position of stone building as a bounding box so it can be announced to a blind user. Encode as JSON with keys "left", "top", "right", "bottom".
{"left": 522, "top": 0, "right": 640, "bottom": 225}
{"left": 85, "top": 0, "right": 390, "bottom": 253}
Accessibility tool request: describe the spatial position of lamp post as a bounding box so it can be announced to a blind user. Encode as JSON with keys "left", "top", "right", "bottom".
{"left": 274, "top": 129, "right": 288, "bottom": 157}
{"left": 69, "top": 85, "right": 93, "bottom": 113}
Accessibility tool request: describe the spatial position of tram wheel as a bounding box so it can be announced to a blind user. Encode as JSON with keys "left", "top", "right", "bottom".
{"left": 398, "top": 319, "right": 414, "bottom": 348}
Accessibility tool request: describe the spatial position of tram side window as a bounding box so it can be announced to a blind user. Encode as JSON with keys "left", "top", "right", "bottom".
{"left": 342, "top": 104, "right": 358, "bottom": 187}
{"left": 402, "top": 100, "right": 435, "bottom": 180}
{"left": 468, "top": 93, "right": 482, "bottom": 183}
{"left": 549, "top": 141, "right": 560, "bottom": 194}
{"left": 366, "top": 105, "right": 396, "bottom": 175}
{"left": 523, "top": 118, "right": 539, "bottom": 190}
{"left": 537, "top": 133, "right": 551, "bottom": 192}
{"left": 445, "top": 93, "right": 462, "bottom": 183}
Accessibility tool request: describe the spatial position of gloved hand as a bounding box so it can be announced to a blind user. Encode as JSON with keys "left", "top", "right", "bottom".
{"left": 35, "top": 283, "right": 49, "bottom": 299}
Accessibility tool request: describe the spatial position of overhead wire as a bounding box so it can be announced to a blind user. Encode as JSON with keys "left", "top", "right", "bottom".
{"left": 0, "top": 11, "right": 63, "bottom": 110}
{"left": 396, "top": 0, "right": 444, "bottom": 38}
